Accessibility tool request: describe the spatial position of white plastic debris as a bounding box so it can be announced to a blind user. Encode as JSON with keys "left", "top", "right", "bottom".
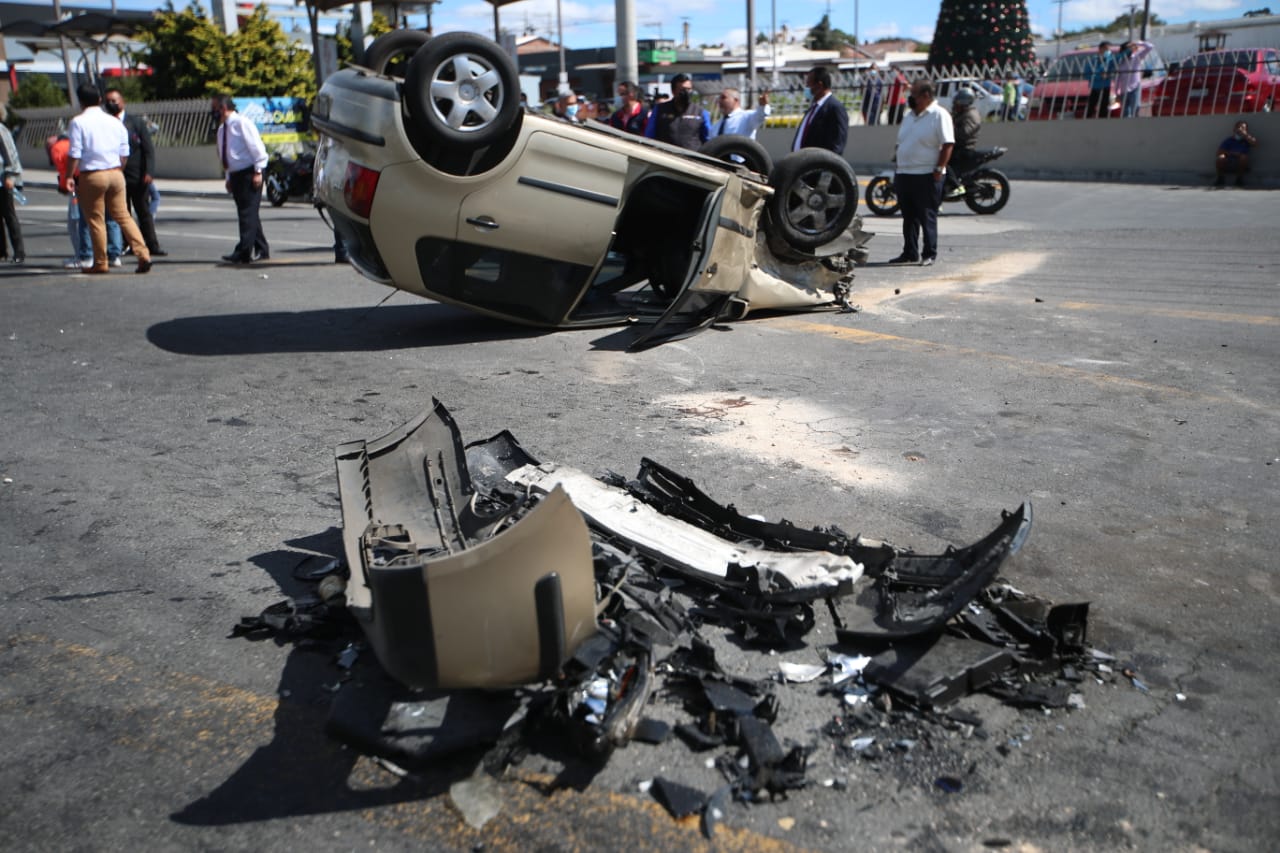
{"left": 828, "top": 653, "right": 872, "bottom": 685}
{"left": 1090, "top": 648, "right": 1117, "bottom": 662}
{"left": 1068, "top": 693, "right": 1086, "bottom": 709}
{"left": 1097, "top": 663, "right": 1113, "bottom": 674}
{"left": 849, "top": 736, "right": 875, "bottom": 751}
{"left": 1175, "top": 693, "right": 1187, "bottom": 702}
{"left": 778, "top": 661, "right": 827, "bottom": 683}
{"left": 2, "top": 477, "right": 12, "bottom": 484}
{"left": 637, "top": 779, "right": 653, "bottom": 793}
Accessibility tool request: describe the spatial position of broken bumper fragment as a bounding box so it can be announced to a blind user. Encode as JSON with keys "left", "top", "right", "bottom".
{"left": 335, "top": 400, "right": 598, "bottom": 689}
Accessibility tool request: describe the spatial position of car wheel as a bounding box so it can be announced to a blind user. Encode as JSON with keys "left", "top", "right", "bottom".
{"left": 767, "top": 149, "right": 859, "bottom": 250}
{"left": 864, "top": 175, "right": 899, "bottom": 217}
{"left": 962, "top": 168, "right": 1010, "bottom": 215}
{"left": 698, "top": 135, "right": 773, "bottom": 177}
{"left": 403, "top": 32, "right": 521, "bottom": 149}
{"left": 266, "top": 173, "right": 287, "bottom": 206}
{"left": 362, "top": 29, "right": 430, "bottom": 78}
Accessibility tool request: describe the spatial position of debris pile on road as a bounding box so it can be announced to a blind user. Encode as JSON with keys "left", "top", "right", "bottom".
{"left": 235, "top": 400, "right": 1103, "bottom": 834}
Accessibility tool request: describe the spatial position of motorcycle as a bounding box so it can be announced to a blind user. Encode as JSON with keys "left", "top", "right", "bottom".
{"left": 264, "top": 145, "right": 315, "bottom": 206}
{"left": 864, "top": 147, "right": 1011, "bottom": 216}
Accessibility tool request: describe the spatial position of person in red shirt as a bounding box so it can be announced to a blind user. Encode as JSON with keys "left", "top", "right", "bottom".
{"left": 609, "top": 82, "right": 649, "bottom": 135}
{"left": 46, "top": 134, "right": 84, "bottom": 264}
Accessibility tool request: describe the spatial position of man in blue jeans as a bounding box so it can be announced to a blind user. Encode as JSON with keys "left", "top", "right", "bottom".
{"left": 887, "top": 80, "right": 954, "bottom": 267}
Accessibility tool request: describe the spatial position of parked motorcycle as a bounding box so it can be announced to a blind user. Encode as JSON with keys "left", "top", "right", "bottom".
{"left": 264, "top": 145, "right": 315, "bottom": 206}
{"left": 864, "top": 147, "right": 1011, "bottom": 216}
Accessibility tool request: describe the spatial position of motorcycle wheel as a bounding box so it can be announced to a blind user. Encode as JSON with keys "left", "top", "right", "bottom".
{"left": 265, "top": 174, "right": 287, "bottom": 207}
{"left": 963, "top": 168, "right": 1010, "bottom": 215}
{"left": 864, "top": 175, "right": 899, "bottom": 217}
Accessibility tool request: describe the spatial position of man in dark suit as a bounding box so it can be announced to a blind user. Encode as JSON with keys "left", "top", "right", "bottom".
{"left": 104, "top": 88, "right": 166, "bottom": 256}
{"left": 792, "top": 65, "right": 848, "bottom": 155}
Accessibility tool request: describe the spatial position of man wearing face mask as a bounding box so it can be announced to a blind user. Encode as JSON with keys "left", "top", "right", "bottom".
{"left": 644, "top": 74, "right": 711, "bottom": 150}
{"left": 553, "top": 92, "right": 582, "bottom": 123}
{"left": 104, "top": 88, "right": 166, "bottom": 258}
{"left": 211, "top": 94, "right": 269, "bottom": 264}
{"left": 1214, "top": 120, "right": 1258, "bottom": 187}
{"left": 792, "top": 65, "right": 848, "bottom": 154}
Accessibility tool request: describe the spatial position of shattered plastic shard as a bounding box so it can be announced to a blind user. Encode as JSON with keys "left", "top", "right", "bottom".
{"left": 778, "top": 661, "right": 828, "bottom": 683}
{"left": 832, "top": 503, "right": 1033, "bottom": 640}
{"left": 507, "top": 462, "right": 863, "bottom": 596}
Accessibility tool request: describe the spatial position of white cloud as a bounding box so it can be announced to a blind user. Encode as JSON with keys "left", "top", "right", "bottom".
{"left": 910, "top": 24, "right": 936, "bottom": 43}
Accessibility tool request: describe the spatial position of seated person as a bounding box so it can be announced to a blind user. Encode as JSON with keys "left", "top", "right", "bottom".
{"left": 1215, "top": 121, "right": 1257, "bottom": 187}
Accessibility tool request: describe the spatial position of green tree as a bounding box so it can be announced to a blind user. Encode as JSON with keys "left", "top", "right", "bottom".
{"left": 1059, "top": 12, "right": 1166, "bottom": 41}
{"left": 336, "top": 11, "right": 394, "bottom": 67}
{"left": 8, "top": 74, "right": 68, "bottom": 110}
{"left": 929, "top": 0, "right": 1036, "bottom": 67}
{"left": 127, "top": 2, "right": 316, "bottom": 99}
{"left": 805, "top": 14, "right": 859, "bottom": 49}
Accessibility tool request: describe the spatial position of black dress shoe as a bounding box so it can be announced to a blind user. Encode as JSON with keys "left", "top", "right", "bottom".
{"left": 887, "top": 254, "right": 919, "bottom": 264}
{"left": 221, "top": 253, "right": 250, "bottom": 264}
{"left": 136, "top": 259, "right": 153, "bottom": 274}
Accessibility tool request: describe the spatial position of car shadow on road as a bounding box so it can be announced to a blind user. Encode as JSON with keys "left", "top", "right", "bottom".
{"left": 172, "top": 533, "right": 482, "bottom": 825}
{"left": 147, "top": 303, "right": 551, "bottom": 355}
{"left": 172, "top": 528, "right": 606, "bottom": 826}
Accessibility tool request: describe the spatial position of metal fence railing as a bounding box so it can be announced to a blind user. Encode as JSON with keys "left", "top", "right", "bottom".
{"left": 13, "top": 98, "right": 218, "bottom": 148}
{"left": 697, "top": 48, "right": 1279, "bottom": 126}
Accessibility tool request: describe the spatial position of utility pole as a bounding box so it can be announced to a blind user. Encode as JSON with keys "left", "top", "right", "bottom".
{"left": 615, "top": 0, "right": 637, "bottom": 92}
{"left": 1141, "top": 0, "right": 1151, "bottom": 40}
{"left": 1052, "top": 0, "right": 1072, "bottom": 58}
{"left": 1124, "top": 3, "right": 1139, "bottom": 40}
{"left": 746, "top": 2, "right": 755, "bottom": 99}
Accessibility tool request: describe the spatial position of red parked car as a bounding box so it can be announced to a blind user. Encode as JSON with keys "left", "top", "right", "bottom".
{"left": 1028, "top": 46, "right": 1166, "bottom": 119}
{"left": 1152, "top": 48, "right": 1280, "bottom": 116}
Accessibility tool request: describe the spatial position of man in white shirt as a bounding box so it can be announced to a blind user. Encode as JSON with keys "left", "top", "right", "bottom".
{"left": 212, "top": 95, "right": 270, "bottom": 264}
{"left": 64, "top": 85, "right": 152, "bottom": 275}
{"left": 710, "top": 88, "right": 771, "bottom": 139}
{"left": 888, "top": 80, "right": 954, "bottom": 267}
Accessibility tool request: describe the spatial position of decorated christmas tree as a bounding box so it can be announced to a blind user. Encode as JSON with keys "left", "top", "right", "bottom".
{"left": 928, "top": 0, "right": 1036, "bottom": 68}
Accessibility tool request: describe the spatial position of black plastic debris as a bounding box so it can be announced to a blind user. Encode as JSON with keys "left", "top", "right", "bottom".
{"left": 864, "top": 635, "right": 1016, "bottom": 708}
{"left": 935, "top": 776, "right": 963, "bottom": 793}
{"left": 650, "top": 777, "right": 707, "bottom": 819}
{"left": 632, "top": 718, "right": 672, "bottom": 745}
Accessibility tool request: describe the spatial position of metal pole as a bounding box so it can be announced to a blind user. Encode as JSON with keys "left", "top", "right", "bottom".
{"left": 1141, "top": 0, "right": 1151, "bottom": 40}
{"left": 615, "top": 0, "right": 638, "bottom": 91}
{"left": 52, "top": 0, "right": 80, "bottom": 107}
{"left": 771, "top": 0, "right": 777, "bottom": 85}
{"left": 556, "top": 0, "right": 567, "bottom": 93}
{"left": 746, "top": 0, "right": 756, "bottom": 98}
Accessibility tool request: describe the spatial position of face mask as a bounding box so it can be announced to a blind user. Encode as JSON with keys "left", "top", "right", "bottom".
{"left": 1235, "top": 131, "right": 1246, "bottom": 140}
{"left": 565, "top": 104, "right": 579, "bottom": 119}
{"left": 803, "top": 86, "right": 813, "bottom": 100}
{"left": 104, "top": 101, "right": 122, "bottom": 116}
{"left": 613, "top": 95, "right": 623, "bottom": 108}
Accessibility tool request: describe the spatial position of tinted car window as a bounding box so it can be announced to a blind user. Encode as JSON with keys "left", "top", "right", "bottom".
{"left": 416, "top": 238, "right": 593, "bottom": 326}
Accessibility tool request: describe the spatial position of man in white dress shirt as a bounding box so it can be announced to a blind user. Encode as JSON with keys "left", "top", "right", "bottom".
{"left": 211, "top": 95, "right": 270, "bottom": 264}
{"left": 710, "top": 88, "right": 771, "bottom": 139}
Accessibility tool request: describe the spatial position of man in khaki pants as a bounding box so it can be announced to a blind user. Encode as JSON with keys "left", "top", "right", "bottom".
{"left": 64, "top": 84, "right": 151, "bottom": 274}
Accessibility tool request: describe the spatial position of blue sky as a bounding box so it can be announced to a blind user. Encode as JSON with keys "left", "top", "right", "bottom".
{"left": 97, "top": 0, "right": 1263, "bottom": 49}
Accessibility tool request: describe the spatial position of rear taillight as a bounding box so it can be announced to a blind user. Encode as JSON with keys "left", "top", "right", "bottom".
{"left": 343, "top": 162, "right": 380, "bottom": 219}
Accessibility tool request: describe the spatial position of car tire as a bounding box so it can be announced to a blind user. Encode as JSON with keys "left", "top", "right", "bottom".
{"left": 864, "top": 175, "right": 899, "bottom": 217}
{"left": 403, "top": 32, "right": 521, "bottom": 149}
{"left": 962, "top": 168, "right": 1010, "bottom": 215}
{"left": 698, "top": 135, "right": 773, "bottom": 177}
{"left": 362, "top": 29, "right": 430, "bottom": 78}
{"left": 767, "top": 149, "right": 859, "bottom": 250}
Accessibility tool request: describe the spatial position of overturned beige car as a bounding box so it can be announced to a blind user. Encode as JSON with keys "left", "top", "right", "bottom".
{"left": 313, "top": 31, "right": 870, "bottom": 348}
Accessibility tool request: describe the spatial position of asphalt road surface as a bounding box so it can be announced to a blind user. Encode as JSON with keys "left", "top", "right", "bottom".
{"left": 1, "top": 182, "right": 1277, "bottom": 852}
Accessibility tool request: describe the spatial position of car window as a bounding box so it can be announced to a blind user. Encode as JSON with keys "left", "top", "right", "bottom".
{"left": 1189, "top": 50, "right": 1255, "bottom": 70}
{"left": 416, "top": 238, "right": 593, "bottom": 326}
